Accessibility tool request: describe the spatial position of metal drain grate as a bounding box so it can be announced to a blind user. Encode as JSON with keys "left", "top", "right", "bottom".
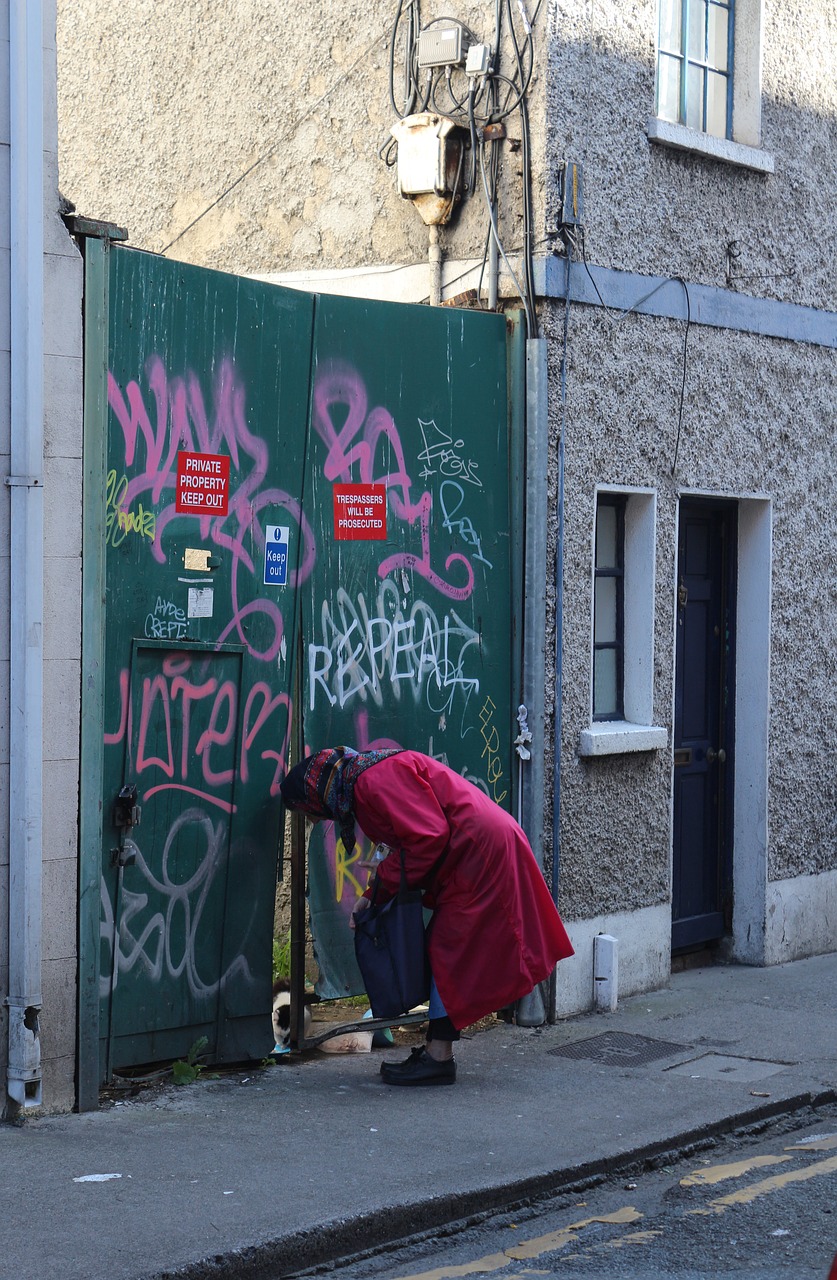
{"left": 548, "top": 1031, "right": 689, "bottom": 1067}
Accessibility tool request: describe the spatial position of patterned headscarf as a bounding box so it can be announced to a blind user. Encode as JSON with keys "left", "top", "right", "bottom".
{"left": 280, "top": 746, "right": 403, "bottom": 853}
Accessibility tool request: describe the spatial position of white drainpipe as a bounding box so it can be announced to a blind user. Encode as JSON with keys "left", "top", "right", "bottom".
{"left": 5, "top": 0, "right": 45, "bottom": 1113}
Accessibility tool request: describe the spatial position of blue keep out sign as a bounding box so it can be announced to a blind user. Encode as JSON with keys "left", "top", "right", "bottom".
{"left": 264, "top": 525, "right": 289, "bottom": 586}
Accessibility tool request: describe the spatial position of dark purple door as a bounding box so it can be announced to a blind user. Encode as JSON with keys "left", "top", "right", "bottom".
{"left": 672, "top": 501, "right": 736, "bottom": 952}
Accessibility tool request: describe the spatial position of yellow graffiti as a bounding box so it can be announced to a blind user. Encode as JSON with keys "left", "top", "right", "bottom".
{"left": 479, "top": 696, "right": 508, "bottom": 804}
{"left": 117, "top": 502, "right": 156, "bottom": 540}
{"left": 334, "top": 837, "right": 365, "bottom": 902}
{"left": 105, "top": 469, "right": 129, "bottom": 548}
{"left": 105, "top": 469, "right": 156, "bottom": 546}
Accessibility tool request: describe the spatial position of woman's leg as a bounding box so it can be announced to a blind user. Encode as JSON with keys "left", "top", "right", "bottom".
{"left": 426, "top": 978, "right": 460, "bottom": 1061}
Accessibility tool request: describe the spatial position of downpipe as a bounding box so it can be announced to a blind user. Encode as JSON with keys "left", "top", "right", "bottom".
{"left": 5, "top": 0, "right": 45, "bottom": 1115}
{"left": 516, "top": 336, "right": 549, "bottom": 1027}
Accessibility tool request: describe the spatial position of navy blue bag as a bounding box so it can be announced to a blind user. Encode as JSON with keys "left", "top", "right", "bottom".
{"left": 353, "top": 850, "right": 431, "bottom": 1019}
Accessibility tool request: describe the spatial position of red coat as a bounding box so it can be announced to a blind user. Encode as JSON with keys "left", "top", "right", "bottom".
{"left": 353, "top": 751, "right": 574, "bottom": 1030}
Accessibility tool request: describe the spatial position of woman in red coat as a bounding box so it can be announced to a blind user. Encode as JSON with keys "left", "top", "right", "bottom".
{"left": 280, "top": 746, "right": 574, "bottom": 1086}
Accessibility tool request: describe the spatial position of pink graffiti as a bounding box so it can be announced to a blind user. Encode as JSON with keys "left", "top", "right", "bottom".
{"left": 312, "top": 361, "right": 474, "bottom": 601}
{"left": 106, "top": 654, "right": 292, "bottom": 808}
{"left": 108, "top": 355, "right": 316, "bottom": 661}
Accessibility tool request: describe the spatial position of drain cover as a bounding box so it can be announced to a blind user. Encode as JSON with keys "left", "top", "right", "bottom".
{"left": 665, "top": 1053, "right": 790, "bottom": 1082}
{"left": 549, "top": 1031, "right": 689, "bottom": 1067}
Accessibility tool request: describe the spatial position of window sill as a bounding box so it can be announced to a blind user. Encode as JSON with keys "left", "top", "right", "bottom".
{"left": 578, "top": 722, "right": 668, "bottom": 757}
{"left": 646, "top": 118, "right": 774, "bottom": 175}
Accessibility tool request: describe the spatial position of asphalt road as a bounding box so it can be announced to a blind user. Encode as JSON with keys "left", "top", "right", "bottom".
{"left": 305, "top": 1107, "right": 837, "bottom": 1280}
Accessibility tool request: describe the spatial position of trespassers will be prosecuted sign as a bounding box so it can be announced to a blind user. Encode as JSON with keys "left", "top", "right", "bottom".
{"left": 175, "top": 451, "right": 231, "bottom": 515}
{"left": 333, "top": 484, "right": 387, "bottom": 540}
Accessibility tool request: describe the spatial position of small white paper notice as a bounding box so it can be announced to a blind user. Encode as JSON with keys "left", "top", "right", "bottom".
{"left": 188, "top": 587, "right": 214, "bottom": 619}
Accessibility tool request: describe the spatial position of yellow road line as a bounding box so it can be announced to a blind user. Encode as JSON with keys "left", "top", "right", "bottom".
{"left": 680, "top": 1154, "right": 792, "bottom": 1187}
{"left": 785, "top": 1134, "right": 837, "bottom": 1152}
{"left": 703, "top": 1153, "right": 837, "bottom": 1210}
{"left": 506, "top": 1208, "right": 643, "bottom": 1260}
{"left": 393, "top": 1208, "right": 643, "bottom": 1279}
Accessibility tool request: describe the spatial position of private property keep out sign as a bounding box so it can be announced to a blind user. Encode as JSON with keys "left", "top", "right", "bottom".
{"left": 175, "top": 452, "right": 230, "bottom": 515}
{"left": 333, "top": 484, "right": 387, "bottom": 540}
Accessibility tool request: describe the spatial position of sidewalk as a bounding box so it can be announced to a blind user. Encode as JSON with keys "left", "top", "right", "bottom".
{"left": 2, "top": 952, "right": 836, "bottom": 1280}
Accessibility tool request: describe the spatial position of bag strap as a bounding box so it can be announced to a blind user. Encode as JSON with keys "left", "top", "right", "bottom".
{"left": 370, "top": 844, "right": 450, "bottom": 903}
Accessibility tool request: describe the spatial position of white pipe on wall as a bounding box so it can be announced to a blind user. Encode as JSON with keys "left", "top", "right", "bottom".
{"left": 5, "top": 0, "right": 45, "bottom": 1113}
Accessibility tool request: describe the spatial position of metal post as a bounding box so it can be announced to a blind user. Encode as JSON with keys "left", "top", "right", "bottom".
{"left": 288, "top": 627, "right": 307, "bottom": 1050}
{"left": 516, "top": 336, "right": 549, "bottom": 1027}
{"left": 428, "top": 226, "right": 442, "bottom": 306}
{"left": 5, "top": 0, "right": 45, "bottom": 1115}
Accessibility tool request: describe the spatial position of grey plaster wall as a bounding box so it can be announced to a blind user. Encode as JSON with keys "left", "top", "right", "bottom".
{"left": 56, "top": 0, "right": 548, "bottom": 280}
{"left": 545, "top": 1, "right": 836, "bottom": 311}
{"left": 543, "top": 298, "right": 835, "bottom": 923}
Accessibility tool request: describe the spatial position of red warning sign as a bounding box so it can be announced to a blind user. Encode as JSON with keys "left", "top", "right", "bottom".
{"left": 175, "top": 452, "right": 230, "bottom": 516}
{"left": 333, "top": 484, "right": 387, "bottom": 541}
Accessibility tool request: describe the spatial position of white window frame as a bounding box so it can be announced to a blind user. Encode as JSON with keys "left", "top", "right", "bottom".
{"left": 647, "top": 0, "right": 774, "bottom": 175}
{"left": 579, "top": 488, "right": 667, "bottom": 757}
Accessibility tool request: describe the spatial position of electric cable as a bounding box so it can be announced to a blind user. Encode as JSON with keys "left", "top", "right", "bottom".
{"left": 577, "top": 232, "right": 692, "bottom": 473}
{"left": 478, "top": 136, "right": 529, "bottom": 330}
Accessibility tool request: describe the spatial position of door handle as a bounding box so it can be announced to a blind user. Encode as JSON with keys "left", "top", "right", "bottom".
{"left": 706, "top": 747, "right": 726, "bottom": 764}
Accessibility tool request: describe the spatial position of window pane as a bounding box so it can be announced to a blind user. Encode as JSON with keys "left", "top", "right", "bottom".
{"left": 706, "top": 69, "right": 728, "bottom": 137}
{"left": 688, "top": 0, "right": 708, "bottom": 60}
{"left": 657, "top": 53, "right": 681, "bottom": 122}
{"left": 594, "top": 649, "right": 618, "bottom": 719}
{"left": 708, "top": 3, "right": 729, "bottom": 70}
{"left": 659, "top": 0, "right": 682, "bottom": 52}
{"left": 686, "top": 63, "right": 704, "bottom": 131}
{"left": 595, "top": 504, "right": 617, "bottom": 569}
{"left": 595, "top": 577, "right": 617, "bottom": 644}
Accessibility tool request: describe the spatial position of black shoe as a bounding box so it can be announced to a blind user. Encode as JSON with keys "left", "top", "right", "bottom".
{"left": 381, "top": 1047, "right": 456, "bottom": 1087}
{"left": 379, "top": 1045, "right": 426, "bottom": 1077}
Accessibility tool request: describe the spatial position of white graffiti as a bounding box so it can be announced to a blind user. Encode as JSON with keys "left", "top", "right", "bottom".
{"left": 144, "top": 595, "right": 188, "bottom": 640}
{"left": 308, "top": 580, "right": 482, "bottom": 722}
{"left": 417, "top": 418, "right": 482, "bottom": 487}
{"left": 99, "top": 808, "right": 255, "bottom": 1000}
{"left": 439, "top": 480, "right": 493, "bottom": 569}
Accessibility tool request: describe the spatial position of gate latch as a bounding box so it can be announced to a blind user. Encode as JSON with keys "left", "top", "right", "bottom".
{"left": 113, "top": 784, "right": 141, "bottom": 830}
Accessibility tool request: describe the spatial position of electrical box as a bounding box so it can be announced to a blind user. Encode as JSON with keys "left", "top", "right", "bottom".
{"left": 465, "top": 43, "right": 491, "bottom": 76}
{"left": 560, "top": 159, "right": 584, "bottom": 227}
{"left": 390, "top": 113, "right": 465, "bottom": 226}
{"left": 418, "top": 25, "right": 468, "bottom": 68}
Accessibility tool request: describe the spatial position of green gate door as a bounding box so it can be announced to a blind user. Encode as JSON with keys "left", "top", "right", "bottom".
{"left": 83, "top": 244, "right": 314, "bottom": 1084}
{"left": 79, "top": 243, "right": 520, "bottom": 1096}
{"left": 300, "top": 295, "right": 519, "bottom": 996}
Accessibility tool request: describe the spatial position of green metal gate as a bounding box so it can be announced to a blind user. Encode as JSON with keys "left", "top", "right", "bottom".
{"left": 79, "top": 242, "right": 521, "bottom": 1101}
{"left": 301, "top": 294, "right": 522, "bottom": 996}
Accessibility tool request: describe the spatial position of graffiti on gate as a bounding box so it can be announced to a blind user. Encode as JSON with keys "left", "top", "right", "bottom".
{"left": 107, "top": 355, "right": 316, "bottom": 662}
{"left": 100, "top": 809, "right": 255, "bottom": 999}
{"left": 103, "top": 346, "right": 508, "bottom": 986}
{"left": 104, "top": 652, "right": 291, "bottom": 808}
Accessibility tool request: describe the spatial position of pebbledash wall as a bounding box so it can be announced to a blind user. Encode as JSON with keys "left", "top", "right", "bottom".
{"left": 1, "top": 0, "right": 83, "bottom": 1114}
{"left": 55, "top": 1, "right": 835, "bottom": 1021}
